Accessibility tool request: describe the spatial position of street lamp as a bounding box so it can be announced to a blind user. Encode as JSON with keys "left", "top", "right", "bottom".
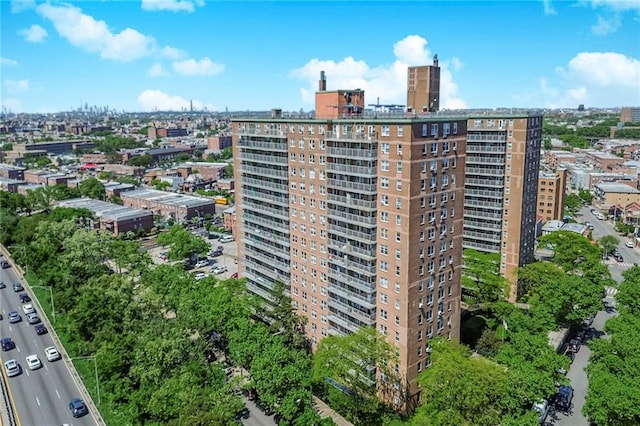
{"left": 68, "top": 356, "right": 100, "bottom": 406}
{"left": 31, "top": 285, "right": 55, "bottom": 319}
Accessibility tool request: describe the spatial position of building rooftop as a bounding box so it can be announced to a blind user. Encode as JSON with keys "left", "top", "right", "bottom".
{"left": 121, "top": 188, "right": 214, "bottom": 208}
{"left": 542, "top": 220, "right": 564, "bottom": 232}
{"left": 595, "top": 182, "right": 640, "bottom": 193}
{"left": 561, "top": 223, "right": 588, "bottom": 235}
{"left": 0, "top": 164, "right": 26, "bottom": 171}
{"left": 57, "top": 197, "right": 152, "bottom": 221}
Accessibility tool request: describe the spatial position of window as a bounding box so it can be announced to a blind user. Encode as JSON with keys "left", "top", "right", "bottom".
{"left": 397, "top": 126, "right": 404, "bottom": 137}
{"left": 381, "top": 143, "right": 390, "bottom": 154}
{"left": 396, "top": 180, "right": 402, "bottom": 191}
{"left": 443, "top": 123, "right": 450, "bottom": 135}
{"left": 380, "top": 293, "right": 388, "bottom": 304}
{"left": 395, "top": 232, "right": 401, "bottom": 242}
{"left": 381, "top": 178, "right": 389, "bottom": 188}
{"left": 397, "top": 145, "right": 403, "bottom": 155}
{"left": 396, "top": 162, "right": 403, "bottom": 173}
{"left": 380, "top": 211, "right": 389, "bottom": 222}
{"left": 299, "top": 139, "right": 305, "bottom": 148}
{"left": 380, "top": 261, "right": 388, "bottom": 272}
{"left": 381, "top": 195, "right": 389, "bottom": 206}
{"left": 431, "top": 123, "right": 439, "bottom": 136}
{"left": 380, "top": 309, "right": 388, "bottom": 320}
{"left": 453, "top": 122, "right": 458, "bottom": 134}
{"left": 396, "top": 215, "right": 402, "bottom": 226}
{"left": 381, "top": 160, "right": 389, "bottom": 172}
{"left": 381, "top": 228, "right": 389, "bottom": 239}
{"left": 381, "top": 125, "right": 390, "bottom": 136}
{"left": 380, "top": 245, "right": 389, "bottom": 255}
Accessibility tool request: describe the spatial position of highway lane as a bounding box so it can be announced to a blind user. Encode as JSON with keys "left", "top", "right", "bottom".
{"left": 0, "top": 264, "right": 98, "bottom": 426}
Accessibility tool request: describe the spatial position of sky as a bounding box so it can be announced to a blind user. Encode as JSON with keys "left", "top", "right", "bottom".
{"left": 1, "top": 0, "right": 639, "bottom": 113}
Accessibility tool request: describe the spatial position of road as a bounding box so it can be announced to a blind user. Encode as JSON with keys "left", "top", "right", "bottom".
{"left": 0, "top": 263, "right": 99, "bottom": 426}
{"left": 550, "top": 206, "right": 627, "bottom": 426}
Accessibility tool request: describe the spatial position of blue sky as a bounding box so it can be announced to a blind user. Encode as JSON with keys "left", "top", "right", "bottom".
{"left": 1, "top": 0, "right": 639, "bottom": 113}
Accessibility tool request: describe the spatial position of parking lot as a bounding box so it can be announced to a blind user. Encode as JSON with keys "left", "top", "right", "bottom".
{"left": 147, "top": 234, "right": 240, "bottom": 281}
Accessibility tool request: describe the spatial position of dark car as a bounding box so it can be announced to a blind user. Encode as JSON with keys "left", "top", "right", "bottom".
{"left": 0, "top": 281, "right": 5, "bottom": 289}
{"left": 554, "top": 385, "right": 574, "bottom": 413}
{"left": 568, "top": 339, "right": 580, "bottom": 353}
{"left": 35, "top": 324, "right": 48, "bottom": 335}
{"left": 69, "top": 398, "right": 88, "bottom": 418}
{"left": 19, "top": 293, "right": 31, "bottom": 303}
{"left": 1, "top": 260, "right": 10, "bottom": 269}
{"left": 210, "top": 249, "right": 223, "bottom": 257}
{"left": 1, "top": 337, "right": 14, "bottom": 351}
{"left": 12, "top": 282, "right": 23, "bottom": 292}
{"left": 614, "top": 254, "right": 624, "bottom": 262}
{"left": 255, "top": 399, "right": 274, "bottom": 416}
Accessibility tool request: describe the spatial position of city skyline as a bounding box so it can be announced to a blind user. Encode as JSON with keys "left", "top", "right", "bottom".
{"left": 1, "top": 0, "right": 639, "bottom": 114}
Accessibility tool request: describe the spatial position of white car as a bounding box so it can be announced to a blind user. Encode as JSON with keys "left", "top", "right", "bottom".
{"left": 44, "top": 346, "right": 61, "bottom": 362}
{"left": 213, "top": 265, "right": 228, "bottom": 275}
{"left": 26, "top": 354, "right": 42, "bottom": 370}
{"left": 194, "top": 272, "right": 208, "bottom": 281}
{"left": 22, "top": 303, "right": 35, "bottom": 315}
{"left": 4, "top": 359, "right": 20, "bottom": 377}
{"left": 195, "top": 259, "right": 209, "bottom": 268}
{"left": 625, "top": 241, "right": 635, "bottom": 248}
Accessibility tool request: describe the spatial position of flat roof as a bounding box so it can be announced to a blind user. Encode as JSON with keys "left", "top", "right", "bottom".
{"left": 57, "top": 197, "right": 152, "bottom": 221}
{"left": 595, "top": 182, "right": 640, "bottom": 193}
{"left": 121, "top": 188, "right": 215, "bottom": 208}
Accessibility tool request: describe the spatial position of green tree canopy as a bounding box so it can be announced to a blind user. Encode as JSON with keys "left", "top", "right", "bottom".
{"left": 78, "top": 177, "right": 106, "bottom": 200}
{"left": 156, "top": 225, "right": 209, "bottom": 260}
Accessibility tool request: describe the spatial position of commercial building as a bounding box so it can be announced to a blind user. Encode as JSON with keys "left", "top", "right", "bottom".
{"left": 120, "top": 188, "right": 216, "bottom": 222}
{"left": 57, "top": 197, "right": 153, "bottom": 236}
{"left": 233, "top": 93, "right": 467, "bottom": 405}
{"left": 537, "top": 168, "right": 567, "bottom": 223}
{"left": 462, "top": 115, "right": 543, "bottom": 300}
{"left": 620, "top": 107, "right": 640, "bottom": 123}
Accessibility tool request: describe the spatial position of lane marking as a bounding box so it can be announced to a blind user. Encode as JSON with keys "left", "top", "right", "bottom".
{"left": 55, "top": 389, "right": 60, "bottom": 399}
{"left": 35, "top": 396, "right": 40, "bottom": 406}
{"left": 0, "top": 354, "right": 23, "bottom": 426}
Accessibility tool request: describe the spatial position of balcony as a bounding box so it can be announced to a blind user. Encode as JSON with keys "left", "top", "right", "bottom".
{"left": 328, "top": 269, "right": 376, "bottom": 293}
{"left": 463, "top": 220, "right": 502, "bottom": 231}
{"left": 242, "top": 189, "right": 288, "bottom": 206}
{"left": 464, "top": 188, "right": 503, "bottom": 199}
{"left": 466, "top": 134, "right": 506, "bottom": 142}
{"left": 463, "top": 229, "right": 502, "bottom": 243}
{"left": 326, "top": 146, "right": 378, "bottom": 158}
{"left": 239, "top": 152, "right": 288, "bottom": 165}
{"left": 241, "top": 165, "right": 287, "bottom": 178}
{"left": 326, "top": 162, "right": 377, "bottom": 177}
{"left": 330, "top": 254, "right": 376, "bottom": 275}
{"left": 243, "top": 213, "right": 289, "bottom": 233}
{"left": 327, "top": 313, "right": 361, "bottom": 334}
{"left": 327, "top": 209, "right": 377, "bottom": 226}
{"left": 464, "top": 198, "right": 503, "bottom": 209}
{"left": 242, "top": 176, "right": 288, "bottom": 193}
{"left": 464, "top": 177, "right": 505, "bottom": 188}
{"left": 465, "top": 145, "right": 506, "bottom": 154}
{"left": 328, "top": 284, "right": 376, "bottom": 308}
{"left": 328, "top": 299, "right": 376, "bottom": 325}
{"left": 327, "top": 193, "right": 377, "bottom": 210}
{"left": 463, "top": 209, "right": 502, "bottom": 220}
{"left": 236, "top": 128, "right": 287, "bottom": 138}
{"left": 237, "top": 139, "right": 287, "bottom": 150}
{"left": 242, "top": 201, "right": 288, "bottom": 218}
{"left": 466, "top": 167, "right": 505, "bottom": 176}
{"left": 325, "top": 131, "right": 378, "bottom": 142}
{"left": 326, "top": 178, "right": 377, "bottom": 194}
{"left": 465, "top": 156, "right": 505, "bottom": 165}
{"left": 327, "top": 223, "right": 376, "bottom": 244}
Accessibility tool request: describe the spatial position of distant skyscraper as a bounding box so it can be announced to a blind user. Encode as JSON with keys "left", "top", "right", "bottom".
{"left": 407, "top": 55, "right": 440, "bottom": 114}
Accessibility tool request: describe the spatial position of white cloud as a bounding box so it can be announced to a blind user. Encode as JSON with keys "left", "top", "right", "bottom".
{"left": 591, "top": 14, "right": 622, "bottom": 35}
{"left": 589, "top": 0, "right": 640, "bottom": 12}
{"left": 3, "top": 79, "right": 30, "bottom": 94}
{"left": 1, "top": 98, "right": 23, "bottom": 112}
{"left": 159, "top": 45, "right": 186, "bottom": 60}
{"left": 18, "top": 24, "right": 48, "bottom": 43}
{"left": 148, "top": 63, "right": 167, "bottom": 77}
{"left": 10, "top": 0, "right": 35, "bottom": 13}
{"left": 141, "top": 0, "right": 204, "bottom": 13}
{"left": 542, "top": 0, "right": 557, "bottom": 15}
{"left": 529, "top": 52, "right": 640, "bottom": 107}
{"left": 0, "top": 57, "right": 19, "bottom": 66}
{"left": 289, "top": 34, "right": 466, "bottom": 110}
{"left": 137, "top": 89, "right": 215, "bottom": 111}
{"left": 172, "top": 57, "right": 225, "bottom": 76}
{"left": 35, "top": 3, "right": 155, "bottom": 62}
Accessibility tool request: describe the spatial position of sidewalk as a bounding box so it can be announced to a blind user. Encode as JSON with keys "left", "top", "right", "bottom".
{"left": 312, "top": 396, "right": 354, "bottom": 426}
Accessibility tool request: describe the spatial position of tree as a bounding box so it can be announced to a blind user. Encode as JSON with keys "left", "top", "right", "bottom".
{"left": 599, "top": 235, "right": 619, "bottom": 258}
{"left": 78, "top": 177, "right": 106, "bottom": 200}
{"left": 269, "top": 280, "right": 309, "bottom": 351}
{"left": 617, "top": 266, "right": 640, "bottom": 316}
{"left": 224, "top": 163, "right": 234, "bottom": 178}
{"left": 413, "top": 339, "right": 509, "bottom": 426}
{"left": 516, "top": 261, "right": 565, "bottom": 301}
{"left": 462, "top": 249, "right": 508, "bottom": 306}
{"left": 151, "top": 179, "right": 172, "bottom": 191}
{"left": 578, "top": 189, "right": 593, "bottom": 204}
{"left": 543, "top": 136, "right": 552, "bottom": 150}
{"left": 128, "top": 155, "right": 152, "bottom": 167}
{"left": 156, "top": 225, "right": 209, "bottom": 261}
{"left": 313, "top": 327, "right": 398, "bottom": 424}
{"left": 564, "top": 193, "right": 582, "bottom": 215}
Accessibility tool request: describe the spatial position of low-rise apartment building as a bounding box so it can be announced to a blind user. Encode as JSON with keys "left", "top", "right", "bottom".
{"left": 120, "top": 188, "right": 216, "bottom": 222}
{"left": 57, "top": 197, "right": 153, "bottom": 236}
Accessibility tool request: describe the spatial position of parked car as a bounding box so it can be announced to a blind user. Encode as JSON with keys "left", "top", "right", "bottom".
{"left": 25, "top": 354, "right": 42, "bottom": 370}
{"left": 1, "top": 260, "right": 10, "bottom": 269}
{"left": 532, "top": 399, "right": 550, "bottom": 424}
{"left": 213, "top": 265, "right": 228, "bottom": 275}
{"left": 554, "top": 385, "right": 574, "bottom": 413}
{"left": 568, "top": 339, "right": 580, "bottom": 353}
{"left": 34, "top": 324, "right": 48, "bottom": 335}
{"left": 8, "top": 311, "right": 21, "bottom": 323}
{"left": 44, "top": 346, "right": 61, "bottom": 362}
{"left": 12, "top": 282, "right": 23, "bottom": 292}
{"left": 1, "top": 337, "right": 15, "bottom": 351}
{"left": 195, "top": 259, "right": 209, "bottom": 268}
{"left": 4, "top": 359, "right": 21, "bottom": 377}
{"left": 210, "top": 249, "right": 223, "bottom": 257}
{"left": 194, "top": 272, "right": 208, "bottom": 281}
{"left": 0, "top": 281, "right": 5, "bottom": 289}
{"left": 19, "top": 293, "right": 31, "bottom": 303}
{"left": 220, "top": 235, "right": 234, "bottom": 243}
{"left": 614, "top": 254, "right": 624, "bottom": 262}
{"left": 625, "top": 241, "right": 635, "bottom": 248}
{"left": 231, "top": 272, "right": 239, "bottom": 279}
{"left": 69, "top": 398, "right": 88, "bottom": 418}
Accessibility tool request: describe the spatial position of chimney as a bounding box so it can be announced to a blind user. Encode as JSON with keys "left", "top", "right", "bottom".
{"left": 433, "top": 54, "right": 439, "bottom": 67}
{"left": 319, "top": 71, "right": 326, "bottom": 91}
